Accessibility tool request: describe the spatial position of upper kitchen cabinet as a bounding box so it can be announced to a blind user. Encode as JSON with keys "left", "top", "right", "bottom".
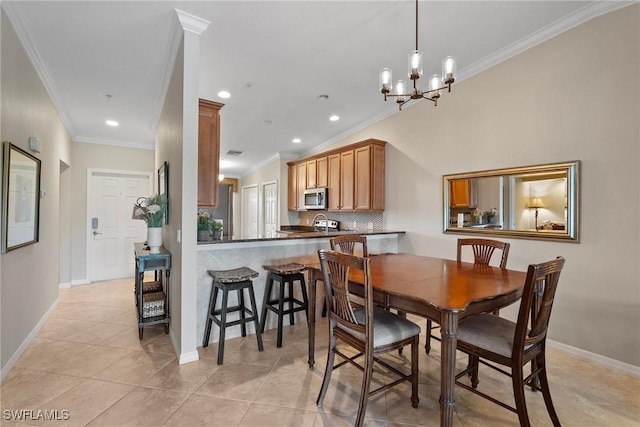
{"left": 449, "top": 178, "right": 477, "bottom": 208}
{"left": 287, "top": 139, "right": 386, "bottom": 212}
{"left": 198, "top": 99, "right": 224, "bottom": 207}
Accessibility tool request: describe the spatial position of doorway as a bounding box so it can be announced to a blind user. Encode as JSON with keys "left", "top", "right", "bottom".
{"left": 242, "top": 185, "right": 258, "bottom": 239}
{"left": 262, "top": 181, "right": 278, "bottom": 238}
{"left": 87, "top": 169, "right": 152, "bottom": 282}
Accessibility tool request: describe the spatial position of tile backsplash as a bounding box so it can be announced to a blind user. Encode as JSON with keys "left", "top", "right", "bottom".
{"left": 298, "top": 211, "right": 384, "bottom": 231}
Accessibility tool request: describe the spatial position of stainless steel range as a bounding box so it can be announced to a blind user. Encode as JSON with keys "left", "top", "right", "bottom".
{"left": 314, "top": 218, "right": 339, "bottom": 232}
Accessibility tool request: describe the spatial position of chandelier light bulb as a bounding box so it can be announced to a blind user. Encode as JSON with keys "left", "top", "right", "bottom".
{"left": 408, "top": 50, "right": 423, "bottom": 80}
{"left": 379, "top": 68, "right": 393, "bottom": 93}
{"left": 429, "top": 74, "right": 441, "bottom": 99}
{"left": 442, "top": 56, "right": 457, "bottom": 84}
{"left": 395, "top": 80, "right": 407, "bottom": 102}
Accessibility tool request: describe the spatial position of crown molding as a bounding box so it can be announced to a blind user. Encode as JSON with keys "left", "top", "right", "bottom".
{"left": 458, "top": 1, "right": 635, "bottom": 82}
{"left": 175, "top": 9, "right": 211, "bottom": 35}
{"left": 74, "top": 135, "right": 155, "bottom": 151}
{"left": 2, "top": 2, "right": 78, "bottom": 139}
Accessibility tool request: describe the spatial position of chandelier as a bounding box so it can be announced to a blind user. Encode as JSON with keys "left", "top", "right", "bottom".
{"left": 379, "top": 0, "right": 456, "bottom": 110}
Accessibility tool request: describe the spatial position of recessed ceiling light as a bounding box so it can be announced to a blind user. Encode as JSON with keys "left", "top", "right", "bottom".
{"left": 292, "top": 138, "right": 302, "bottom": 143}
{"left": 218, "top": 90, "right": 231, "bottom": 99}
{"left": 105, "top": 120, "right": 119, "bottom": 126}
{"left": 329, "top": 115, "right": 340, "bottom": 122}
{"left": 317, "top": 94, "right": 329, "bottom": 101}
{"left": 263, "top": 120, "right": 272, "bottom": 126}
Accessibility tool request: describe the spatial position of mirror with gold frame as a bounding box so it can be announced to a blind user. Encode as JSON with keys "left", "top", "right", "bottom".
{"left": 443, "top": 161, "right": 580, "bottom": 242}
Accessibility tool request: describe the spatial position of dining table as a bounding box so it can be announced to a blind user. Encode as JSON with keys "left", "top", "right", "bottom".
{"left": 305, "top": 252, "right": 526, "bottom": 427}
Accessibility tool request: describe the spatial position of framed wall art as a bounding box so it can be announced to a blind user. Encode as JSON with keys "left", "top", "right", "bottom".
{"left": 158, "top": 161, "right": 168, "bottom": 224}
{"left": 2, "top": 141, "right": 42, "bottom": 253}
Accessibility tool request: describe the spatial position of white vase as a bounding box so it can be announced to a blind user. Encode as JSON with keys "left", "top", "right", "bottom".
{"left": 147, "top": 227, "right": 162, "bottom": 253}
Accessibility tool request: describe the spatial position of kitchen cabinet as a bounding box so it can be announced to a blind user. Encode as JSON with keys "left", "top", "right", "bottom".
{"left": 198, "top": 99, "right": 224, "bottom": 207}
{"left": 326, "top": 154, "right": 340, "bottom": 210}
{"left": 296, "top": 162, "right": 307, "bottom": 211}
{"left": 450, "top": 178, "right": 477, "bottom": 208}
{"left": 288, "top": 164, "right": 297, "bottom": 210}
{"left": 287, "top": 139, "right": 385, "bottom": 212}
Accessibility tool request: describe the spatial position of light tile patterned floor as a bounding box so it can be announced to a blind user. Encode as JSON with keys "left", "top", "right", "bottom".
{"left": 2, "top": 278, "right": 639, "bottom": 426}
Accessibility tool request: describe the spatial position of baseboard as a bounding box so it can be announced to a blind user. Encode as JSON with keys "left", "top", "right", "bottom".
{"left": 547, "top": 339, "right": 640, "bottom": 377}
{"left": 1, "top": 297, "right": 60, "bottom": 383}
{"left": 179, "top": 350, "right": 199, "bottom": 365}
{"left": 71, "top": 279, "right": 89, "bottom": 287}
{"left": 59, "top": 282, "right": 71, "bottom": 289}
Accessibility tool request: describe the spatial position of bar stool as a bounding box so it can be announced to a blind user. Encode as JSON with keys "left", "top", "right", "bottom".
{"left": 260, "top": 263, "right": 309, "bottom": 348}
{"left": 203, "top": 267, "right": 264, "bottom": 365}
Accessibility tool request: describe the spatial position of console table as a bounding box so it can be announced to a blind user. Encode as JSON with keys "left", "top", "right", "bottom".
{"left": 134, "top": 242, "right": 171, "bottom": 339}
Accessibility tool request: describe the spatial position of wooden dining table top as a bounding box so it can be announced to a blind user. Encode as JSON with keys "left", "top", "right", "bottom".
{"left": 308, "top": 253, "right": 526, "bottom": 312}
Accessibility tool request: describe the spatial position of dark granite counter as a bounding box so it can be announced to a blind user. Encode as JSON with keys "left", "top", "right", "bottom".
{"left": 197, "top": 229, "right": 405, "bottom": 245}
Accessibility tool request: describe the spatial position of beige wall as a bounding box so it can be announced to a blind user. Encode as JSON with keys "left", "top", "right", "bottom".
{"left": 69, "top": 141, "right": 155, "bottom": 283}
{"left": 1, "top": 9, "right": 73, "bottom": 375}
{"left": 318, "top": 6, "right": 640, "bottom": 366}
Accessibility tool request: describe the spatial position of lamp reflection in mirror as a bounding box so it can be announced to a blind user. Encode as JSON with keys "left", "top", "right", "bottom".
{"left": 528, "top": 197, "right": 546, "bottom": 231}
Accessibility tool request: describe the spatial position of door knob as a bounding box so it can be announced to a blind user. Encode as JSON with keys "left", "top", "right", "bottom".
{"left": 93, "top": 230, "right": 102, "bottom": 235}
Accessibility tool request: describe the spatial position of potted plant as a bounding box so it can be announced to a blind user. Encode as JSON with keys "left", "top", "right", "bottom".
{"left": 472, "top": 208, "right": 482, "bottom": 224}
{"left": 197, "top": 210, "right": 211, "bottom": 241}
{"left": 133, "top": 194, "right": 167, "bottom": 252}
{"left": 483, "top": 207, "right": 498, "bottom": 224}
{"left": 211, "top": 220, "right": 223, "bottom": 240}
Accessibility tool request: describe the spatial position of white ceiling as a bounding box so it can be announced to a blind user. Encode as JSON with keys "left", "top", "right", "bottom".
{"left": 3, "top": 1, "right": 628, "bottom": 177}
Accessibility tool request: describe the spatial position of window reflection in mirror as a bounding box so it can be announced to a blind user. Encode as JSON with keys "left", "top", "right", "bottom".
{"left": 443, "top": 161, "right": 579, "bottom": 242}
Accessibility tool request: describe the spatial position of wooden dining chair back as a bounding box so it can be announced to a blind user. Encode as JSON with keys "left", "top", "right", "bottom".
{"left": 457, "top": 238, "right": 510, "bottom": 268}
{"left": 425, "top": 238, "right": 511, "bottom": 354}
{"left": 322, "top": 235, "right": 369, "bottom": 317}
{"left": 316, "top": 249, "right": 420, "bottom": 427}
{"left": 330, "top": 234, "right": 369, "bottom": 257}
{"left": 454, "top": 256, "right": 566, "bottom": 427}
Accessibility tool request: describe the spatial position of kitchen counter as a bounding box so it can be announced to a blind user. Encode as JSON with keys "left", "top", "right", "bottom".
{"left": 197, "top": 229, "right": 404, "bottom": 245}
{"left": 196, "top": 230, "right": 404, "bottom": 344}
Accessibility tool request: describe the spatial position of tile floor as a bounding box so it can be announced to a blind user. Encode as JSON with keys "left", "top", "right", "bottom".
{"left": 1, "top": 278, "right": 639, "bottom": 426}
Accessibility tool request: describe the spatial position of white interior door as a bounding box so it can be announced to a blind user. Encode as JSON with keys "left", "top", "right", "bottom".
{"left": 262, "top": 182, "right": 278, "bottom": 238}
{"left": 90, "top": 172, "right": 149, "bottom": 281}
{"left": 242, "top": 185, "right": 258, "bottom": 239}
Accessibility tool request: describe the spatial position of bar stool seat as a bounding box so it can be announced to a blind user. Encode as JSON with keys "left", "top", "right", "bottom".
{"left": 203, "top": 267, "right": 264, "bottom": 365}
{"left": 260, "top": 263, "right": 309, "bottom": 347}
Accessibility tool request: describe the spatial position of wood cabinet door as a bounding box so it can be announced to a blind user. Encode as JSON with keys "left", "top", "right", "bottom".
{"left": 340, "top": 150, "right": 355, "bottom": 210}
{"left": 450, "top": 179, "right": 471, "bottom": 207}
{"left": 296, "top": 163, "right": 307, "bottom": 210}
{"left": 288, "top": 164, "right": 297, "bottom": 210}
{"left": 198, "top": 99, "right": 224, "bottom": 207}
{"left": 370, "top": 143, "right": 385, "bottom": 211}
{"left": 306, "top": 159, "right": 317, "bottom": 189}
{"left": 354, "top": 145, "right": 372, "bottom": 210}
{"left": 327, "top": 154, "right": 340, "bottom": 210}
{"left": 316, "top": 157, "right": 328, "bottom": 188}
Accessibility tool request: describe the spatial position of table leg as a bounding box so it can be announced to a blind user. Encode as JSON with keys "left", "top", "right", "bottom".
{"left": 440, "top": 310, "right": 458, "bottom": 427}
{"left": 307, "top": 272, "right": 316, "bottom": 369}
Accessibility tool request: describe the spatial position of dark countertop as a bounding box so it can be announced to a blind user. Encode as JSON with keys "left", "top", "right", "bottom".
{"left": 197, "top": 229, "right": 405, "bottom": 245}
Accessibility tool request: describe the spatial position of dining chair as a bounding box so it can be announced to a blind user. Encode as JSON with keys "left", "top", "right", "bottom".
{"left": 424, "top": 238, "right": 511, "bottom": 354}
{"left": 316, "top": 249, "right": 420, "bottom": 427}
{"left": 454, "top": 256, "right": 565, "bottom": 427}
{"left": 321, "top": 235, "right": 369, "bottom": 317}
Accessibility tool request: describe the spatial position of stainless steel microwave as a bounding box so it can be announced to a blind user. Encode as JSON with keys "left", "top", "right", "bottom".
{"left": 304, "top": 187, "right": 328, "bottom": 210}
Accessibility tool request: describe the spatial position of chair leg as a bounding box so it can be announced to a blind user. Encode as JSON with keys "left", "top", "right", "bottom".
{"left": 411, "top": 335, "right": 419, "bottom": 408}
{"left": 238, "top": 287, "right": 247, "bottom": 337}
{"left": 217, "top": 288, "right": 230, "bottom": 365}
{"left": 259, "top": 274, "right": 273, "bottom": 334}
{"left": 425, "top": 319, "right": 432, "bottom": 354}
{"left": 277, "top": 278, "right": 285, "bottom": 348}
{"left": 469, "top": 355, "right": 480, "bottom": 389}
{"left": 300, "top": 276, "right": 309, "bottom": 321}
{"left": 537, "top": 355, "right": 561, "bottom": 426}
{"left": 288, "top": 280, "right": 295, "bottom": 326}
{"left": 202, "top": 285, "right": 218, "bottom": 348}
{"left": 512, "top": 364, "right": 531, "bottom": 427}
{"left": 247, "top": 282, "right": 264, "bottom": 352}
{"left": 355, "top": 346, "right": 374, "bottom": 427}
{"left": 321, "top": 299, "right": 327, "bottom": 318}
{"left": 316, "top": 326, "right": 336, "bottom": 407}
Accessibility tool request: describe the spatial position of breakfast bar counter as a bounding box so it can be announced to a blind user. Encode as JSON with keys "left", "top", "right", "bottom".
{"left": 196, "top": 231, "right": 404, "bottom": 346}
